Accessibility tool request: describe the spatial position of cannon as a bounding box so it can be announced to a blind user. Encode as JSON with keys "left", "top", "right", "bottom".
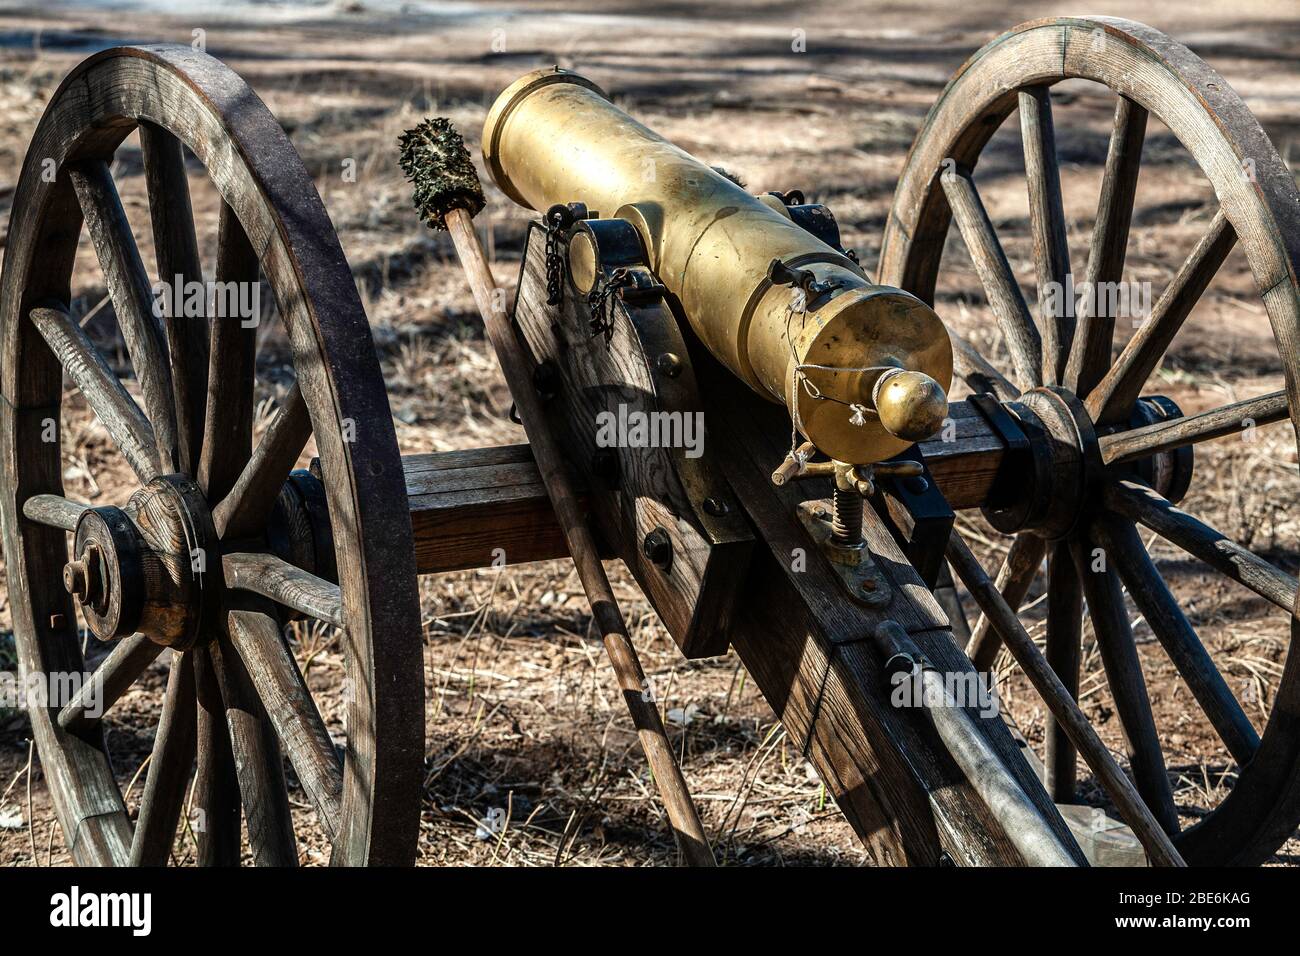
{"left": 480, "top": 68, "right": 954, "bottom": 466}
{"left": 3, "top": 16, "right": 1299, "bottom": 866}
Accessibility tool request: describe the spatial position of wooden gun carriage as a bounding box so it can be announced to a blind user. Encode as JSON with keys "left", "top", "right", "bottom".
{"left": 4, "top": 16, "right": 1300, "bottom": 866}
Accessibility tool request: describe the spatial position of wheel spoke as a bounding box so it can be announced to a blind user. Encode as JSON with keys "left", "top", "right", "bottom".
{"left": 30, "top": 304, "right": 161, "bottom": 484}
{"left": 212, "top": 383, "right": 311, "bottom": 540}
{"left": 68, "top": 160, "right": 178, "bottom": 473}
{"left": 951, "top": 331, "right": 1018, "bottom": 402}
{"left": 1095, "top": 516, "right": 1260, "bottom": 765}
{"left": 1100, "top": 389, "right": 1288, "bottom": 465}
{"left": 1043, "top": 541, "right": 1082, "bottom": 803}
{"left": 208, "top": 631, "right": 299, "bottom": 866}
{"left": 58, "top": 634, "right": 164, "bottom": 735}
{"left": 22, "top": 493, "right": 88, "bottom": 531}
{"left": 966, "top": 533, "right": 1046, "bottom": 671}
{"left": 945, "top": 530, "right": 1185, "bottom": 866}
{"left": 933, "top": 561, "right": 972, "bottom": 644}
{"left": 941, "top": 169, "right": 1043, "bottom": 388}
{"left": 129, "top": 650, "right": 198, "bottom": 866}
{"left": 140, "top": 121, "right": 209, "bottom": 475}
{"left": 192, "top": 645, "right": 241, "bottom": 866}
{"left": 1088, "top": 210, "right": 1236, "bottom": 426}
{"left": 1019, "top": 86, "right": 1074, "bottom": 386}
{"left": 198, "top": 202, "right": 259, "bottom": 502}
{"left": 1105, "top": 479, "right": 1297, "bottom": 612}
{"left": 222, "top": 552, "right": 343, "bottom": 627}
{"left": 1065, "top": 97, "right": 1148, "bottom": 397}
{"left": 226, "top": 608, "right": 344, "bottom": 836}
{"left": 1072, "top": 528, "right": 1180, "bottom": 836}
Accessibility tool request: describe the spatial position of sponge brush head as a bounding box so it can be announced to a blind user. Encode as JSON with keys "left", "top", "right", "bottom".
{"left": 399, "top": 117, "right": 486, "bottom": 231}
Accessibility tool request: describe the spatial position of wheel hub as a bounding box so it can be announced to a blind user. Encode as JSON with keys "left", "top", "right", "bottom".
{"left": 982, "top": 388, "right": 1193, "bottom": 540}
{"left": 60, "top": 469, "right": 338, "bottom": 644}
{"left": 63, "top": 475, "right": 219, "bottom": 648}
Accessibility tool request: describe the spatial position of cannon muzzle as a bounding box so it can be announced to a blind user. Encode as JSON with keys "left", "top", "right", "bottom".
{"left": 483, "top": 69, "right": 953, "bottom": 464}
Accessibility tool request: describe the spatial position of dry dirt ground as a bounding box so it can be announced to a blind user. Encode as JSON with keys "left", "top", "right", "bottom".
{"left": 1, "top": 0, "right": 1299, "bottom": 866}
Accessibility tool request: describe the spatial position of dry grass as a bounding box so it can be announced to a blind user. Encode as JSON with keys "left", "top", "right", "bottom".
{"left": 1, "top": 0, "right": 1299, "bottom": 865}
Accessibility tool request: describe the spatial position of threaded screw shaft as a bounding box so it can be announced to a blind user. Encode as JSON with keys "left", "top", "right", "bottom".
{"left": 830, "top": 486, "right": 864, "bottom": 547}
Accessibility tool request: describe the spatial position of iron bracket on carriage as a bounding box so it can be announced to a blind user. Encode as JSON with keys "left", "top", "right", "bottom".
{"left": 5, "top": 16, "right": 1300, "bottom": 869}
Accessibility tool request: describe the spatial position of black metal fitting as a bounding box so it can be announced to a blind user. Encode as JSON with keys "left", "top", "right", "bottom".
{"left": 532, "top": 360, "right": 561, "bottom": 401}
{"left": 642, "top": 527, "right": 673, "bottom": 570}
{"left": 591, "top": 449, "right": 621, "bottom": 489}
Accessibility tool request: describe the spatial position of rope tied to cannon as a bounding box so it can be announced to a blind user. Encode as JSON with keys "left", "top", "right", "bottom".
{"left": 782, "top": 294, "right": 901, "bottom": 456}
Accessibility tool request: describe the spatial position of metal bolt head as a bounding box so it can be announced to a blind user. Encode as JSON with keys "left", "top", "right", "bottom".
{"left": 62, "top": 543, "right": 104, "bottom": 607}
{"left": 642, "top": 528, "right": 673, "bottom": 569}
{"left": 656, "top": 352, "right": 683, "bottom": 378}
{"left": 63, "top": 560, "right": 89, "bottom": 601}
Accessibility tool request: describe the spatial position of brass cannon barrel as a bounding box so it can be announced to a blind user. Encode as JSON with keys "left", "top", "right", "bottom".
{"left": 483, "top": 69, "right": 953, "bottom": 464}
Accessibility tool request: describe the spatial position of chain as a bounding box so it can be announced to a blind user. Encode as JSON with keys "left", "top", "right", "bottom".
{"left": 544, "top": 222, "right": 565, "bottom": 306}
{"left": 587, "top": 268, "right": 632, "bottom": 343}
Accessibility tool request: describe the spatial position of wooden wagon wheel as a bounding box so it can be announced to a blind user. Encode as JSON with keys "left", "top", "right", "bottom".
{"left": 0, "top": 45, "right": 423, "bottom": 865}
{"left": 879, "top": 16, "right": 1300, "bottom": 864}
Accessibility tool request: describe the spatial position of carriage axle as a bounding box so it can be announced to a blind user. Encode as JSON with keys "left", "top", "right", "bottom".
{"left": 36, "top": 383, "right": 1198, "bottom": 657}
{"left": 400, "top": 391, "right": 1195, "bottom": 576}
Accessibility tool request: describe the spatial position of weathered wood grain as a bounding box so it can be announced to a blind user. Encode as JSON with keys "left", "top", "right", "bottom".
{"left": 68, "top": 159, "right": 179, "bottom": 473}
{"left": 1043, "top": 541, "right": 1081, "bottom": 803}
{"left": 1064, "top": 96, "right": 1147, "bottom": 397}
{"left": 942, "top": 170, "right": 1042, "bottom": 389}
{"left": 223, "top": 551, "right": 342, "bottom": 627}
{"left": 404, "top": 444, "right": 590, "bottom": 572}
{"left": 448, "top": 207, "right": 715, "bottom": 865}
{"left": 1105, "top": 479, "right": 1298, "bottom": 612}
{"left": 139, "top": 120, "right": 208, "bottom": 475}
{"left": 129, "top": 650, "right": 197, "bottom": 866}
{"left": 702, "top": 362, "right": 1082, "bottom": 866}
{"left": 30, "top": 304, "right": 161, "bottom": 483}
{"left": 227, "top": 608, "right": 343, "bottom": 838}
{"left": 22, "top": 493, "right": 87, "bottom": 531}
{"left": 1088, "top": 210, "right": 1236, "bottom": 425}
{"left": 197, "top": 202, "right": 258, "bottom": 503}
{"left": 1071, "top": 529, "right": 1180, "bottom": 837}
{"left": 1095, "top": 516, "right": 1259, "bottom": 765}
{"left": 877, "top": 16, "right": 1300, "bottom": 863}
{"left": 192, "top": 645, "right": 241, "bottom": 866}
{"left": 0, "top": 45, "right": 422, "bottom": 866}
{"left": 212, "top": 383, "right": 310, "bottom": 540}
{"left": 58, "top": 633, "right": 164, "bottom": 735}
{"left": 208, "top": 632, "right": 298, "bottom": 866}
{"left": 947, "top": 530, "right": 1184, "bottom": 866}
{"left": 1100, "top": 389, "right": 1288, "bottom": 464}
{"left": 404, "top": 400, "right": 1007, "bottom": 577}
{"left": 512, "top": 226, "right": 752, "bottom": 659}
{"left": 1019, "top": 86, "right": 1074, "bottom": 385}
{"left": 966, "top": 533, "right": 1046, "bottom": 671}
